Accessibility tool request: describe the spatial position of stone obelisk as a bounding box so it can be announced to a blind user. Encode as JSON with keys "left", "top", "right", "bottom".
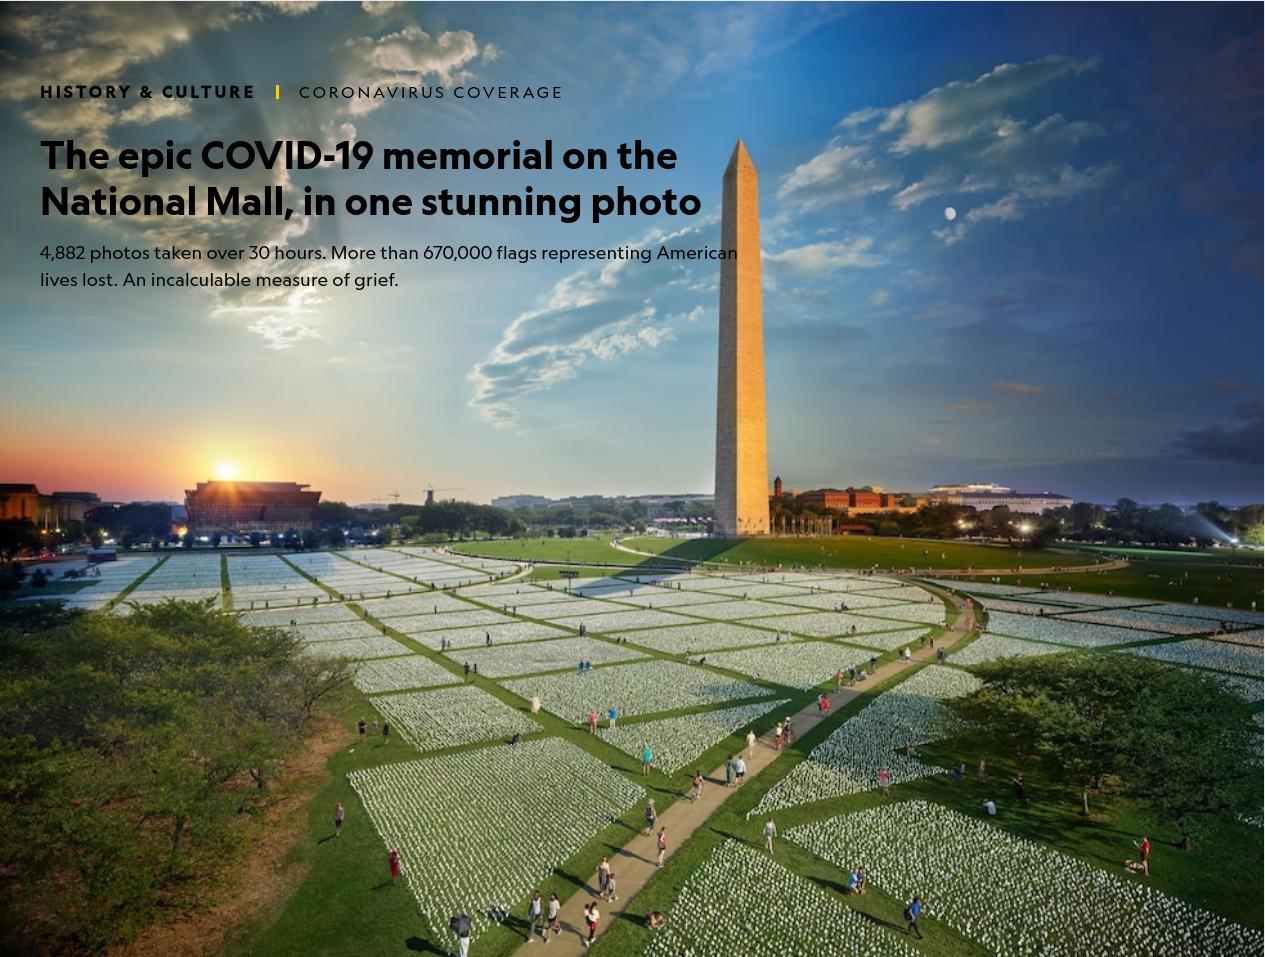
{"left": 714, "top": 140, "right": 769, "bottom": 537}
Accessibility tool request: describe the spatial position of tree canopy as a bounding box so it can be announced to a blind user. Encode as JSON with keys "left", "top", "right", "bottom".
{"left": 0, "top": 601, "right": 354, "bottom": 954}
{"left": 953, "top": 653, "right": 1260, "bottom": 844}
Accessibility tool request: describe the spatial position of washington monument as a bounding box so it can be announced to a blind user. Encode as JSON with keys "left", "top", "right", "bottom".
{"left": 713, "top": 140, "right": 770, "bottom": 537}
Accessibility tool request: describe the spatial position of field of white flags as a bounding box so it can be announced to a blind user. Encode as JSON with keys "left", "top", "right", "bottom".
{"left": 734, "top": 611, "right": 910, "bottom": 638}
{"left": 352, "top": 655, "right": 462, "bottom": 695}
{"left": 123, "top": 553, "right": 222, "bottom": 607}
{"left": 227, "top": 554, "right": 326, "bottom": 607}
{"left": 1125, "top": 638, "right": 1264, "bottom": 678}
{"left": 983, "top": 611, "right": 1154, "bottom": 648}
{"left": 597, "top": 698, "right": 787, "bottom": 772}
{"left": 1059, "top": 608, "right": 1216, "bottom": 635}
{"left": 298, "top": 635, "right": 406, "bottom": 661}
{"left": 385, "top": 609, "right": 512, "bottom": 635}
{"left": 704, "top": 641, "right": 873, "bottom": 690}
{"left": 1216, "top": 628, "right": 1263, "bottom": 648}
{"left": 286, "top": 551, "right": 424, "bottom": 600}
{"left": 751, "top": 666, "right": 980, "bottom": 816}
{"left": 239, "top": 602, "right": 361, "bottom": 627}
{"left": 348, "top": 738, "right": 643, "bottom": 940}
{"left": 20, "top": 554, "right": 160, "bottom": 611}
{"left": 548, "top": 608, "right": 697, "bottom": 633}
{"left": 643, "top": 839, "right": 918, "bottom": 957}
{"left": 292, "top": 619, "right": 383, "bottom": 642}
{"left": 787, "top": 801, "right": 1262, "bottom": 957}
{"left": 679, "top": 599, "right": 808, "bottom": 621}
{"left": 445, "top": 636, "right": 645, "bottom": 677}
{"left": 950, "top": 634, "right": 1074, "bottom": 667}
{"left": 411, "top": 620, "right": 571, "bottom": 650}
{"left": 369, "top": 685, "right": 538, "bottom": 750}
{"left": 356, "top": 592, "right": 485, "bottom": 618}
{"left": 504, "top": 660, "right": 773, "bottom": 720}
{"left": 617, "top": 622, "right": 782, "bottom": 654}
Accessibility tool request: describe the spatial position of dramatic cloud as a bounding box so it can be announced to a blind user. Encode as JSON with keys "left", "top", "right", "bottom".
{"left": 880, "top": 56, "right": 1097, "bottom": 153}
{"left": 1170, "top": 403, "right": 1264, "bottom": 465}
{"left": 468, "top": 220, "right": 716, "bottom": 425}
{"left": 777, "top": 143, "right": 902, "bottom": 209}
{"left": 764, "top": 237, "right": 885, "bottom": 274}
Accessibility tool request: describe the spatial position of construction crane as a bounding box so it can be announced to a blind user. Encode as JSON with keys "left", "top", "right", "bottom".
{"left": 385, "top": 491, "right": 402, "bottom": 504}
{"left": 424, "top": 485, "right": 464, "bottom": 506}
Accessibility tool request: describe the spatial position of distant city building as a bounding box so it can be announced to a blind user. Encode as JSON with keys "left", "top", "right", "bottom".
{"left": 491, "top": 494, "right": 553, "bottom": 511}
{"left": 795, "top": 487, "right": 919, "bottom": 514}
{"left": 0, "top": 483, "right": 41, "bottom": 521}
{"left": 928, "top": 483, "right": 1072, "bottom": 514}
{"left": 773, "top": 476, "right": 784, "bottom": 498}
{"left": 0, "top": 484, "right": 101, "bottom": 526}
{"left": 185, "top": 480, "right": 321, "bottom": 534}
{"left": 46, "top": 491, "right": 101, "bottom": 524}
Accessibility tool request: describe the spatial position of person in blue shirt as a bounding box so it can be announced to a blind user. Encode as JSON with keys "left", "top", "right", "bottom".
{"left": 847, "top": 869, "right": 859, "bottom": 894}
{"left": 641, "top": 745, "right": 652, "bottom": 775}
{"left": 906, "top": 897, "right": 923, "bottom": 938}
{"left": 607, "top": 706, "right": 618, "bottom": 728}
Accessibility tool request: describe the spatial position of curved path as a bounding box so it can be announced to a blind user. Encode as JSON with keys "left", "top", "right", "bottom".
{"left": 510, "top": 596, "right": 977, "bottom": 955}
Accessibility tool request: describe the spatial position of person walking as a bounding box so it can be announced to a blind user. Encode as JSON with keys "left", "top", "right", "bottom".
{"left": 734, "top": 754, "right": 747, "bottom": 784}
{"left": 596, "top": 857, "right": 610, "bottom": 896}
{"left": 977, "top": 758, "right": 987, "bottom": 781}
{"left": 607, "top": 705, "right": 618, "bottom": 729}
{"left": 531, "top": 695, "right": 542, "bottom": 715}
{"left": 604, "top": 871, "right": 618, "bottom": 902}
{"left": 655, "top": 828, "right": 668, "bottom": 868}
{"left": 905, "top": 896, "right": 923, "bottom": 939}
{"left": 546, "top": 892, "right": 561, "bottom": 941}
{"left": 644, "top": 798, "right": 657, "bottom": 835}
{"left": 451, "top": 912, "right": 473, "bottom": 956}
{"left": 856, "top": 866, "right": 867, "bottom": 895}
{"left": 724, "top": 754, "right": 736, "bottom": 787}
{"left": 746, "top": 728, "right": 757, "bottom": 757}
{"left": 587, "top": 709, "right": 598, "bottom": 733}
{"left": 773, "top": 721, "right": 784, "bottom": 751}
{"left": 382, "top": 721, "right": 390, "bottom": 745}
{"left": 582, "top": 901, "right": 600, "bottom": 948}
{"left": 526, "top": 890, "right": 544, "bottom": 942}
{"left": 641, "top": 745, "right": 653, "bottom": 776}
{"left": 690, "top": 769, "right": 704, "bottom": 801}
{"left": 1012, "top": 773, "right": 1027, "bottom": 802}
{"left": 333, "top": 801, "right": 345, "bottom": 837}
{"left": 389, "top": 848, "right": 402, "bottom": 882}
{"left": 878, "top": 766, "right": 891, "bottom": 798}
{"left": 763, "top": 818, "right": 777, "bottom": 852}
{"left": 358, "top": 717, "right": 366, "bottom": 741}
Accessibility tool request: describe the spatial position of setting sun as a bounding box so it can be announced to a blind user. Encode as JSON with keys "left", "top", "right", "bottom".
{"left": 213, "top": 460, "right": 239, "bottom": 480}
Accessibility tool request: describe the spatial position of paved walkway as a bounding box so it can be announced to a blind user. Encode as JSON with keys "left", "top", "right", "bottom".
{"left": 511, "top": 599, "right": 977, "bottom": 955}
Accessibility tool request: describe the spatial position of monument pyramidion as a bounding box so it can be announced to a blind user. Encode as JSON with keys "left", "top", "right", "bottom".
{"left": 713, "top": 139, "right": 770, "bottom": 537}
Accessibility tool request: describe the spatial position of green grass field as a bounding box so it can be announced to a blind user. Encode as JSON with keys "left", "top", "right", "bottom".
{"left": 621, "top": 535, "right": 1099, "bottom": 572}
{"left": 989, "top": 547, "right": 1263, "bottom": 609}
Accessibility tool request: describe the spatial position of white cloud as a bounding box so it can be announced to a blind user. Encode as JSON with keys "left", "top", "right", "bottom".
{"left": 870, "top": 289, "right": 890, "bottom": 307}
{"left": 468, "top": 219, "right": 717, "bottom": 425}
{"left": 777, "top": 143, "right": 902, "bottom": 209}
{"left": 765, "top": 237, "right": 885, "bottom": 274}
{"left": 883, "top": 55, "right": 1097, "bottom": 153}
{"left": 342, "top": 25, "right": 481, "bottom": 114}
{"left": 937, "top": 164, "right": 1118, "bottom": 243}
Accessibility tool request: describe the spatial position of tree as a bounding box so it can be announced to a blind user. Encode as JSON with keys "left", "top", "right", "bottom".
{"left": 956, "top": 654, "right": 1260, "bottom": 833}
{"left": 0, "top": 600, "right": 355, "bottom": 953}
{"left": 0, "top": 518, "right": 39, "bottom": 563}
{"left": 955, "top": 654, "right": 1130, "bottom": 816}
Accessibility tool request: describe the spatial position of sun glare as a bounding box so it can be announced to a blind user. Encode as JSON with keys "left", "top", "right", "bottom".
{"left": 214, "top": 460, "right": 239, "bottom": 481}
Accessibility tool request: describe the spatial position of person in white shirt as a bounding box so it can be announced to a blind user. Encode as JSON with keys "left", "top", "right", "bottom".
{"left": 746, "top": 728, "right": 757, "bottom": 756}
{"left": 763, "top": 819, "right": 777, "bottom": 851}
{"left": 983, "top": 798, "right": 997, "bottom": 817}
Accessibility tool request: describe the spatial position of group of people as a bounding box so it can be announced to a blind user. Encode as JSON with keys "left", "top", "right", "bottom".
{"left": 584, "top": 706, "right": 620, "bottom": 732}
{"left": 356, "top": 715, "right": 391, "bottom": 746}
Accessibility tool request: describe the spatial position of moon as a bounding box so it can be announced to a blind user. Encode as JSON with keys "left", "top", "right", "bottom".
{"left": 944, "top": 206, "right": 957, "bottom": 221}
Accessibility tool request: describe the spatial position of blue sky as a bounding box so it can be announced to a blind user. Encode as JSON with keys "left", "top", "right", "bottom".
{"left": 0, "top": 2, "right": 1260, "bottom": 504}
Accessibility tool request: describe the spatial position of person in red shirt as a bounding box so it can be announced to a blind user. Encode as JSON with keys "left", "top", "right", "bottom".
{"left": 1138, "top": 836, "right": 1151, "bottom": 876}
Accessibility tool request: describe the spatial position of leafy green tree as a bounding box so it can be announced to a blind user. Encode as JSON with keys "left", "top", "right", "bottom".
{"left": 956, "top": 654, "right": 1260, "bottom": 833}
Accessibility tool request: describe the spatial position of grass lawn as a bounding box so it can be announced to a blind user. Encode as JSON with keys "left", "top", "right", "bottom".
{"left": 989, "top": 551, "right": 1263, "bottom": 609}
{"left": 622, "top": 535, "right": 1099, "bottom": 572}
{"left": 451, "top": 536, "right": 649, "bottom": 567}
